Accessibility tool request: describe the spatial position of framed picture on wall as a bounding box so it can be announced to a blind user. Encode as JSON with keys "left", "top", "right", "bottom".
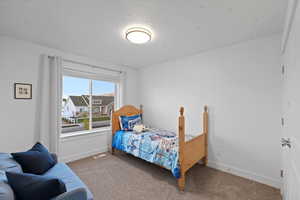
{"left": 14, "top": 83, "right": 32, "bottom": 99}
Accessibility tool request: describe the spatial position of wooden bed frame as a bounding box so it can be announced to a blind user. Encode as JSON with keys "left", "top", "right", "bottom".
{"left": 111, "top": 105, "right": 208, "bottom": 191}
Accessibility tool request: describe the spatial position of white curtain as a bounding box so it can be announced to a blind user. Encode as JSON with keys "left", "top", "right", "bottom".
{"left": 118, "top": 71, "right": 126, "bottom": 108}
{"left": 35, "top": 55, "right": 62, "bottom": 154}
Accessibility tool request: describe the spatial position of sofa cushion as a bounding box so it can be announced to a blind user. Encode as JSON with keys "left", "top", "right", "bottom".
{"left": 53, "top": 188, "right": 87, "bottom": 200}
{"left": 0, "top": 182, "right": 14, "bottom": 200}
{"left": 0, "top": 153, "right": 20, "bottom": 200}
{"left": 6, "top": 171, "right": 66, "bottom": 200}
{"left": 44, "top": 163, "right": 93, "bottom": 200}
{"left": 11, "top": 143, "right": 56, "bottom": 174}
{"left": 0, "top": 153, "right": 22, "bottom": 175}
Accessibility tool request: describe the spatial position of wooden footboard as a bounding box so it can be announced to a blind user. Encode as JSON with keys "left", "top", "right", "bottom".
{"left": 178, "top": 106, "right": 208, "bottom": 191}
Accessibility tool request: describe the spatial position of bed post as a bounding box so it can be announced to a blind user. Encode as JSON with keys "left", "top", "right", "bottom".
{"left": 203, "top": 105, "right": 208, "bottom": 165}
{"left": 140, "top": 104, "right": 143, "bottom": 123}
{"left": 178, "top": 107, "right": 185, "bottom": 191}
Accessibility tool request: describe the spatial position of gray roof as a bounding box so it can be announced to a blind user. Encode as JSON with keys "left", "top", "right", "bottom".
{"left": 69, "top": 96, "right": 87, "bottom": 107}
{"left": 70, "top": 95, "right": 114, "bottom": 107}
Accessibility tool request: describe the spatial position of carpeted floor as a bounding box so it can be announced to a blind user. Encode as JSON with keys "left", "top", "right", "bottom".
{"left": 68, "top": 153, "right": 281, "bottom": 200}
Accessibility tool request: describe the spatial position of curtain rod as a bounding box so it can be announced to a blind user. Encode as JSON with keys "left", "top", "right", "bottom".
{"left": 64, "top": 67, "right": 103, "bottom": 75}
{"left": 48, "top": 56, "right": 123, "bottom": 74}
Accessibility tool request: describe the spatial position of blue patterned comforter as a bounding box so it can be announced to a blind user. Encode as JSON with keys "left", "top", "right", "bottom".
{"left": 112, "top": 129, "right": 180, "bottom": 178}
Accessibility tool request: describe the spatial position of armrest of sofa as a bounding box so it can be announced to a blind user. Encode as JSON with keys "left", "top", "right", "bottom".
{"left": 53, "top": 188, "right": 88, "bottom": 200}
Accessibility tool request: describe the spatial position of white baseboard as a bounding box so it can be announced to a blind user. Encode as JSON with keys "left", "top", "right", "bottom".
{"left": 207, "top": 160, "right": 281, "bottom": 189}
{"left": 60, "top": 147, "right": 108, "bottom": 163}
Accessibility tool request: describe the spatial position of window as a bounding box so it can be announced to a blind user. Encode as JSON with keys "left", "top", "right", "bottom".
{"left": 61, "top": 76, "right": 116, "bottom": 135}
{"left": 93, "top": 99, "right": 102, "bottom": 104}
{"left": 92, "top": 80, "right": 115, "bottom": 129}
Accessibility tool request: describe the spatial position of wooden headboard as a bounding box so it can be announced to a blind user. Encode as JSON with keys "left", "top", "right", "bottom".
{"left": 111, "top": 105, "right": 143, "bottom": 135}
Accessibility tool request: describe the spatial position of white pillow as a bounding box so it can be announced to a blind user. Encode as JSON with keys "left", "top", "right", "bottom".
{"left": 133, "top": 124, "right": 145, "bottom": 133}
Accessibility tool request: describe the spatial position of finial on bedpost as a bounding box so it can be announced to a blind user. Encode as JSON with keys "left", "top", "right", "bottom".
{"left": 111, "top": 104, "right": 114, "bottom": 115}
{"left": 180, "top": 107, "right": 184, "bottom": 116}
{"left": 204, "top": 105, "right": 208, "bottom": 112}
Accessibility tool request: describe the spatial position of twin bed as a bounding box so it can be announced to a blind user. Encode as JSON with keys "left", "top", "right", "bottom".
{"left": 111, "top": 105, "right": 208, "bottom": 191}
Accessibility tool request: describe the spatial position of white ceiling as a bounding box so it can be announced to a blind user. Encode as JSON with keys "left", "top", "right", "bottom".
{"left": 0, "top": 0, "right": 287, "bottom": 68}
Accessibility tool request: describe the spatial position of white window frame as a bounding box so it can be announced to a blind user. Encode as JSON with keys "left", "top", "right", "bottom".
{"left": 61, "top": 66, "right": 122, "bottom": 138}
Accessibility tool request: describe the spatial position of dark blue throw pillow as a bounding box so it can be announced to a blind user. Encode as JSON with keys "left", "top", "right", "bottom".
{"left": 11, "top": 142, "right": 56, "bottom": 174}
{"left": 6, "top": 171, "right": 66, "bottom": 200}
{"left": 31, "top": 142, "right": 51, "bottom": 153}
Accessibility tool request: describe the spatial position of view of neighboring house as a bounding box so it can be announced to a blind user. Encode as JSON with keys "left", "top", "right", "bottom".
{"left": 62, "top": 95, "right": 114, "bottom": 122}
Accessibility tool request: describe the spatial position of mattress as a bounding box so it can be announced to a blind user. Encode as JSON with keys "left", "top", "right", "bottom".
{"left": 112, "top": 129, "right": 180, "bottom": 178}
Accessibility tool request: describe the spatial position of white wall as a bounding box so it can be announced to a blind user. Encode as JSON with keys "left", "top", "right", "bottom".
{"left": 60, "top": 131, "right": 109, "bottom": 163}
{"left": 138, "top": 35, "right": 282, "bottom": 188}
{"left": 0, "top": 36, "right": 138, "bottom": 159}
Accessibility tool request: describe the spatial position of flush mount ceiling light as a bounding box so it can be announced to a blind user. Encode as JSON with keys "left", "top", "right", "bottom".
{"left": 125, "top": 27, "right": 152, "bottom": 44}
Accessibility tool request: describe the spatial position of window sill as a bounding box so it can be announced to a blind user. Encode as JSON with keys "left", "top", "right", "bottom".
{"left": 60, "top": 127, "right": 111, "bottom": 140}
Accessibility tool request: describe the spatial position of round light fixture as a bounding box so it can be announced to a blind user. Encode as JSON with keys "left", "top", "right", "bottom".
{"left": 125, "top": 27, "right": 152, "bottom": 44}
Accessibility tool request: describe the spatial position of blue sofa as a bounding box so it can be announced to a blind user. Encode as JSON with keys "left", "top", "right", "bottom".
{"left": 0, "top": 153, "right": 93, "bottom": 200}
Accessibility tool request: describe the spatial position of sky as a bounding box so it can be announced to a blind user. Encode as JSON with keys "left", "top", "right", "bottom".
{"left": 63, "top": 76, "right": 115, "bottom": 99}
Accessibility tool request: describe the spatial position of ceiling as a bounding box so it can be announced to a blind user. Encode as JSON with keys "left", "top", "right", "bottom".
{"left": 0, "top": 0, "right": 287, "bottom": 68}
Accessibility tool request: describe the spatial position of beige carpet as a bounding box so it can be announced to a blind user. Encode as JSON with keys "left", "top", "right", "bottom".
{"left": 68, "top": 153, "right": 281, "bottom": 200}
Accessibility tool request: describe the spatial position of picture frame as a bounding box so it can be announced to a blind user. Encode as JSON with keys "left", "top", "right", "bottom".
{"left": 14, "top": 83, "right": 32, "bottom": 99}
